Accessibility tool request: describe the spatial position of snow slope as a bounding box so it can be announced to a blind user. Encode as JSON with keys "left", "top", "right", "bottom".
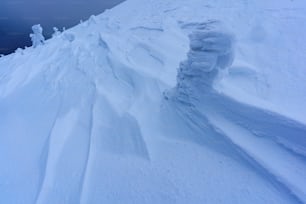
{"left": 0, "top": 0, "right": 306, "bottom": 203}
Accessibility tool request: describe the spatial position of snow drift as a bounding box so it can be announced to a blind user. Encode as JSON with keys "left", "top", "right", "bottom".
{"left": 0, "top": 0, "right": 306, "bottom": 203}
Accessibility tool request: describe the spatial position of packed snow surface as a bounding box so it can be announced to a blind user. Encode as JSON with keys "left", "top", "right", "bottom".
{"left": 0, "top": 0, "right": 306, "bottom": 203}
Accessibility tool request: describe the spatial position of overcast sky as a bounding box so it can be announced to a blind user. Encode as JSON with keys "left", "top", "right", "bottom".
{"left": 0, "top": 0, "right": 124, "bottom": 55}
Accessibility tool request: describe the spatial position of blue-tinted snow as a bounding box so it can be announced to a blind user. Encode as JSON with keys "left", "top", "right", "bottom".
{"left": 0, "top": 0, "right": 306, "bottom": 203}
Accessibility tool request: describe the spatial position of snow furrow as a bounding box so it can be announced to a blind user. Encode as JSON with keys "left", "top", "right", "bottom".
{"left": 205, "top": 111, "right": 306, "bottom": 203}
{"left": 79, "top": 82, "right": 97, "bottom": 204}
{"left": 35, "top": 95, "right": 62, "bottom": 204}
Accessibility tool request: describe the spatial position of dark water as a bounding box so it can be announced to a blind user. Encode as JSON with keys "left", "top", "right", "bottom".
{"left": 0, "top": 0, "right": 124, "bottom": 55}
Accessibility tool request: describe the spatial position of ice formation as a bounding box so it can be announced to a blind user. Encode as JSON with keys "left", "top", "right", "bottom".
{"left": 30, "top": 24, "right": 45, "bottom": 48}
{"left": 174, "top": 28, "right": 234, "bottom": 104}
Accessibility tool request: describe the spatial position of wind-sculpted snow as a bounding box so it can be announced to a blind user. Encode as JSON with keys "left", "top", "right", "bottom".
{"left": 165, "top": 24, "right": 306, "bottom": 203}
{"left": 1, "top": 0, "right": 306, "bottom": 203}
{"left": 168, "top": 26, "right": 234, "bottom": 104}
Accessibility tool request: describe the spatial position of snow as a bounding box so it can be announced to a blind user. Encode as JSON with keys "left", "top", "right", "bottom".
{"left": 30, "top": 24, "right": 45, "bottom": 48}
{"left": 0, "top": 0, "right": 306, "bottom": 203}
